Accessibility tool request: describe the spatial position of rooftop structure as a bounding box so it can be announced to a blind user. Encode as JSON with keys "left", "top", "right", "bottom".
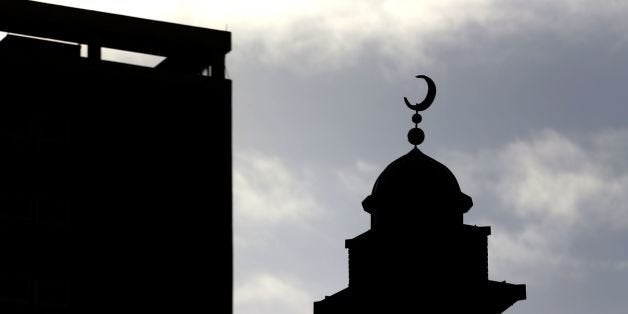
{"left": 314, "top": 75, "right": 526, "bottom": 313}
{"left": 0, "top": 1, "right": 232, "bottom": 313}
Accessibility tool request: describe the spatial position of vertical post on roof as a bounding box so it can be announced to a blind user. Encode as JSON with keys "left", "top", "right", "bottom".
{"left": 88, "top": 43, "right": 101, "bottom": 60}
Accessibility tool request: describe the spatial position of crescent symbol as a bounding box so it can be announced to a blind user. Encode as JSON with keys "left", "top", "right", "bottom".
{"left": 404, "top": 75, "right": 436, "bottom": 112}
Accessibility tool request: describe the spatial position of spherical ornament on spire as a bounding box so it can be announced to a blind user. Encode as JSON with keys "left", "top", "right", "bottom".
{"left": 407, "top": 128, "right": 425, "bottom": 146}
{"left": 412, "top": 113, "right": 422, "bottom": 124}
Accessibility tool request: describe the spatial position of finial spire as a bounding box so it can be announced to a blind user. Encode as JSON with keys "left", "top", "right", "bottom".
{"left": 404, "top": 75, "right": 436, "bottom": 146}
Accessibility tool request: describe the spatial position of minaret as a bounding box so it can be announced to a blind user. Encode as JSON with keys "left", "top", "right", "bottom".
{"left": 314, "top": 75, "right": 526, "bottom": 313}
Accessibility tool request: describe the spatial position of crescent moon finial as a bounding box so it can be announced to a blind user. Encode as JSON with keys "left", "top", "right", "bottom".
{"left": 404, "top": 74, "right": 436, "bottom": 147}
{"left": 404, "top": 75, "right": 436, "bottom": 111}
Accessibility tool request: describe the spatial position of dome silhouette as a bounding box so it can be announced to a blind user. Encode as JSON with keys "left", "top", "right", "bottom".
{"left": 362, "top": 147, "right": 472, "bottom": 215}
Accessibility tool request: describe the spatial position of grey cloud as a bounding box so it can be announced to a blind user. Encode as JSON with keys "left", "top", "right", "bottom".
{"left": 233, "top": 150, "right": 372, "bottom": 314}
{"left": 442, "top": 128, "right": 628, "bottom": 314}
{"left": 235, "top": 273, "right": 312, "bottom": 314}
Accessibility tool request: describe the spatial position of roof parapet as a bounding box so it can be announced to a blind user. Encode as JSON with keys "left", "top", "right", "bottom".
{"left": 0, "top": 1, "right": 230, "bottom": 75}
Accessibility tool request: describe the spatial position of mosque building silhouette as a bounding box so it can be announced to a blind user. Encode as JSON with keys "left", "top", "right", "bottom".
{"left": 314, "top": 75, "right": 526, "bottom": 313}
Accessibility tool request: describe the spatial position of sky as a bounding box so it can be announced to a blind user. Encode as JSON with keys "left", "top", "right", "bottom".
{"left": 31, "top": 1, "right": 628, "bottom": 313}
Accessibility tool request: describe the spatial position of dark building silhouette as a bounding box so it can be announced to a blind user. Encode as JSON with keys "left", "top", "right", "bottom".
{"left": 314, "top": 76, "right": 526, "bottom": 313}
{"left": 0, "top": 1, "right": 231, "bottom": 313}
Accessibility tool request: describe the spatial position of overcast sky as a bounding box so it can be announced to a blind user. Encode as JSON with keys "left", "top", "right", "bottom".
{"left": 32, "top": 1, "right": 628, "bottom": 313}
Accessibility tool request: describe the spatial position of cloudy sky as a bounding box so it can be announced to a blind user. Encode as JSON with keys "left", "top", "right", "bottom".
{"left": 31, "top": 1, "right": 628, "bottom": 313}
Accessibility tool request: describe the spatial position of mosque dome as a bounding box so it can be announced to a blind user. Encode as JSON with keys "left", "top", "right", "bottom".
{"left": 362, "top": 147, "right": 472, "bottom": 215}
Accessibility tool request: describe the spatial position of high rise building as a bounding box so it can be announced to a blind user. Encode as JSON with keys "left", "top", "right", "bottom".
{"left": 314, "top": 76, "right": 526, "bottom": 313}
{"left": 0, "top": 1, "right": 231, "bottom": 313}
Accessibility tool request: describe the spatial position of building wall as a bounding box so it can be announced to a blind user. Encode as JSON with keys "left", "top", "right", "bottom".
{"left": 0, "top": 34, "right": 231, "bottom": 313}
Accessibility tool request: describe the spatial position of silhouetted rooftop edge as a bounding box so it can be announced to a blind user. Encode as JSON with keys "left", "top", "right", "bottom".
{"left": 0, "top": 0, "right": 230, "bottom": 58}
